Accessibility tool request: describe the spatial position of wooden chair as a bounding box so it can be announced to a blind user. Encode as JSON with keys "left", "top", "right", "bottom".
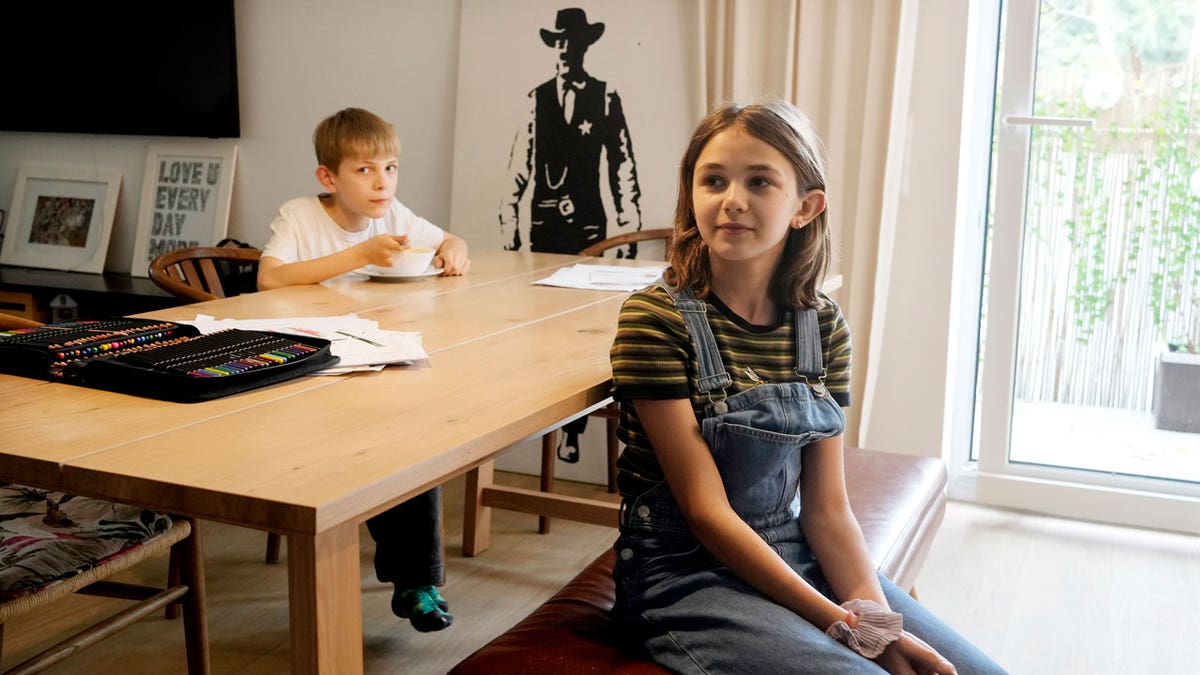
{"left": 536, "top": 229, "right": 675, "bottom": 534}
{"left": 147, "top": 246, "right": 285, "bottom": 564}
{"left": 148, "top": 246, "right": 263, "bottom": 303}
{"left": 576, "top": 228, "right": 675, "bottom": 259}
{"left": 0, "top": 485, "right": 208, "bottom": 674}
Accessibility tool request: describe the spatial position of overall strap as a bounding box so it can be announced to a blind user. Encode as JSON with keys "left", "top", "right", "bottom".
{"left": 657, "top": 281, "right": 732, "bottom": 395}
{"left": 794, "top": 307, "right": 825, "bottom": 378}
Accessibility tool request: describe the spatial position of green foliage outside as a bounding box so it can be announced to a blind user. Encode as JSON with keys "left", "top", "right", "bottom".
{"left": 1030, "top": 0, "right": 1199, "bottom": 346}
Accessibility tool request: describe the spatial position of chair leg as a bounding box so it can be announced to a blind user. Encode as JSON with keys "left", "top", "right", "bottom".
{"left": 265, "top": 532, "right": 282, "bottom": 564}
{"left": 176, "top": 519, "right": 211, "bottom": 675}
{"left": 539, "top": 430, "right": 557, "bottom": 534}
{"left": 605, "top": 405, "right": 620, "bottom": 494}
{"left": 165, "top": 546, "right": 182, "bottom": 620}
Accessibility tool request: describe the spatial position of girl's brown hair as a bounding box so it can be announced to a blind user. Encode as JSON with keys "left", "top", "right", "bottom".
{"left": 312, "top": 108, "right": 401, "bottom": 170}
{"left": 664, "top": 100, "right": 831, "bottom": 308}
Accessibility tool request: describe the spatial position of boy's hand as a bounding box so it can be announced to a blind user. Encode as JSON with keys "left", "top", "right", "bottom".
{"left": 360, "top": 234, "right": 410, "bottom": 267}
{"left": 434, "top": 235, "right": 471, "bottom": 276}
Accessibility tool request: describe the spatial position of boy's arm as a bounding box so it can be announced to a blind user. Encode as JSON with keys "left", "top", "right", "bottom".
{"left": 257, "top": 234, "right": 410, "bottom": 290}
{"left": 434, "top": 234, "right": 471, "bottom": 276}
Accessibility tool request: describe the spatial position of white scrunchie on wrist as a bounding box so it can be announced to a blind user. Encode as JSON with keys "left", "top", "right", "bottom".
{"left": 824, "top": 598, "right": 903, "bottom": 658}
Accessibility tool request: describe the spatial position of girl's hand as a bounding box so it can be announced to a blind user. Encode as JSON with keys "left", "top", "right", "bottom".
{"left": 875, "top": 631, "right": 956, "bottom": 675}
{"left": 360, "top": 234, "right": 409, "bottom": 266}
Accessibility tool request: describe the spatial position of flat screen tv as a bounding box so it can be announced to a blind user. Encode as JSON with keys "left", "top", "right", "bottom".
{"left": 0, "top": 3, "right": 240, "bottom": 138}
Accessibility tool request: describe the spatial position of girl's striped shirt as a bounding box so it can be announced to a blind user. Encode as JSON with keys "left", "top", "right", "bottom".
{"left": 609, "top": 284, "right": 851, "bottom": 497}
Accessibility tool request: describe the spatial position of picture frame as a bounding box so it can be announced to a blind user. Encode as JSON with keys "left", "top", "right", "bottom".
{"left": 0, "top": 165, "right": 123, "bottom": 274}
{"left": 129, "top": 142, "right": 237, "bottom": 277}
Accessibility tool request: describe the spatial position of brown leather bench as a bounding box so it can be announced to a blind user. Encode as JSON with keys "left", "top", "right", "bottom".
{"left": 452, "top": 447, "right": 948, "bottom": 674}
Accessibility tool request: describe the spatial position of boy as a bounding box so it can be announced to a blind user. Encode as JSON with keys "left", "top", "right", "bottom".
{"left": 258, "top": 107, "right": 469, "bottom": 289}
{"left": 258, "top": 108, "right": 462, "bottom": 632}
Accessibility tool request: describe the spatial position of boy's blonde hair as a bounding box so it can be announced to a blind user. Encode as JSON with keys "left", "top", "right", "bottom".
{"left": 666, "top": 100, "right": 831, "bottom": 309}
{"left": 312, "top": 108, "right": 401, "bottom": 170}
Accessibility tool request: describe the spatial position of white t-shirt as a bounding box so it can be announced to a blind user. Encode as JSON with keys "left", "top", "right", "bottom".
{"left": 261, "top": 196, "right": 446, "bottom": 281}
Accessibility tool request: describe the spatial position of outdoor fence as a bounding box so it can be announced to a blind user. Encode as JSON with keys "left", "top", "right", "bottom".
{"left": 1014, "top": 123, "right": 1199, "bottom": 412}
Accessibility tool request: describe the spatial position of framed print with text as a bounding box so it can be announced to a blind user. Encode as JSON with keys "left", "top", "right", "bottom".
{"left": 129, "top": 142, "right": 237, "bottom": 276}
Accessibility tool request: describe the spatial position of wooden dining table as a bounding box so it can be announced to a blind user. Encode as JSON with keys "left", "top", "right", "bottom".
{"left": 0, "top": 251, "right": 653, "bottom": 674}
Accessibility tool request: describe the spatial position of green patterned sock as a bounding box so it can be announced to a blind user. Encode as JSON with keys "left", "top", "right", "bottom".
{"left": 392, "top": 585, "right": 453, "bottom": 632}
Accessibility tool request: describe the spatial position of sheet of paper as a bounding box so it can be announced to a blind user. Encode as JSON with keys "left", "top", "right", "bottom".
{"left": 182, "top": 314, "right": 427, "bottom": 373}
{"left": 535, "top": 263, "right": 667, "bottom": 292}
{"left": 309, "top": 364, "right": 387, "bottom": 376}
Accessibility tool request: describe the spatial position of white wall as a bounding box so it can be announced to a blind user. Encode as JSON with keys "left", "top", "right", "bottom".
{"left": 0, "top": 0, "right": 463, "bottom": 274}
{"left": 858, "top": 0, "right": 976, "bottom": 462}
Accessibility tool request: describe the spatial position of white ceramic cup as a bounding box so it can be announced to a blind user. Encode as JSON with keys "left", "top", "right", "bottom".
{"left": 383, "top": 247, "right": 435, "bottom": 275}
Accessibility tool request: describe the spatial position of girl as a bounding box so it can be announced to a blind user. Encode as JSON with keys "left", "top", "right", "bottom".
{"left": 609, "top": 101, "right": 1005, "bottom": 674}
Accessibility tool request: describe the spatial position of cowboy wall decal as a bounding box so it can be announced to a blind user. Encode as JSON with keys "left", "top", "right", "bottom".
{"left": 500, "top": 7, "right": 644, "bottom": 259}
{"left": 499, "top": 7, "right": 645, "bottom": 460}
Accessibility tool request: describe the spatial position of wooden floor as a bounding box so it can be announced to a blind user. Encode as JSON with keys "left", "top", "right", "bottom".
{"left": 3, "top": 472, "right": 1197, "bottom": 674}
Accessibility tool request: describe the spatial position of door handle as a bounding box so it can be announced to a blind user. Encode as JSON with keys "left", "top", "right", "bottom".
{"left": 1002, "top": 115, "right": 1095, "bottom": 128}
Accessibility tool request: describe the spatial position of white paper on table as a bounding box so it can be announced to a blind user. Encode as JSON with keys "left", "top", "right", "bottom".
{"left": 181, "top": 314, "right": 427, "bottom": 373}
{"left": 309, "top": 364, "right": 388, "bottom": 376}
{"left": 535, "top": 263, "right": 667, "bottom": 292}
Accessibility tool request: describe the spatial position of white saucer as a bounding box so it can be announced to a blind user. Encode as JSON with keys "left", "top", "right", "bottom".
{"left": 363, "top": 266, "right": 442, "bottom": 282}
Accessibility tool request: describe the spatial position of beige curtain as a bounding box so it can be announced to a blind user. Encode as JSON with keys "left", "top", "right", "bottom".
{"left": 696, "top": 0, "right": 918, "bottom": 446}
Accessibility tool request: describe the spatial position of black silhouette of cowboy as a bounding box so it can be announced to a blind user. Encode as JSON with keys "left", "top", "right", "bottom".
{"left": 500, "top": 7, "right": 643, "bottom": 259}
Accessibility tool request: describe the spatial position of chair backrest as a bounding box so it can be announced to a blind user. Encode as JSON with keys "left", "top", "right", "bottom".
{"left": 577, "top": 228, "right": 675, "bottom": 259}
{"left": 149, "top": 246, "right": 262, "bottom": 303}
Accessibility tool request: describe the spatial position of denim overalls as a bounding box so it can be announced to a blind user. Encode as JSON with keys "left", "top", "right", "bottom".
{"left": 611, "top": 285, "right": 1007, "bottom": 675}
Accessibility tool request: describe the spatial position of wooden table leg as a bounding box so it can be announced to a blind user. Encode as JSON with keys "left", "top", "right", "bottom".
{"left": 462, "top": 460, "right": 494, "bottom": 556}
{"left": 179, "top": 518, "right": 211, "bottom": 675}
{"left": 287, "top": 522, "right": 363, "bottom": 674}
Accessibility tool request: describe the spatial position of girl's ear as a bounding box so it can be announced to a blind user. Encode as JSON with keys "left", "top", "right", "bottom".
{"left": 791, "top": 189, "right": 826, "bottom": 229}
{"left": 315, "top": 165, "right": 338, "bottom": 193}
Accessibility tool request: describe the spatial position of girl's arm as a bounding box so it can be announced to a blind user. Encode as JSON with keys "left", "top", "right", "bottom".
{"left": 797, "top": 435, "right": 887, "bottom": 606}
{"left": 634, "top": 397, "right": 849, "bottom": 631}
{"left": 801, "top": 435, "right": 958, "bottom": 674}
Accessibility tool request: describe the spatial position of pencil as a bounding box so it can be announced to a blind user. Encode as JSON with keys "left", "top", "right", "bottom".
{"left": 336, "top": 330, "right": 385, "bottom": 348}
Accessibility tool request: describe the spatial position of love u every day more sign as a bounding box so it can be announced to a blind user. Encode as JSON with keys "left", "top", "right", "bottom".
{"left": 151, "top": 158, "right": 219, "bottom": 253}
{"left": 131, "top": 144, "right": 236, "bottom": 276}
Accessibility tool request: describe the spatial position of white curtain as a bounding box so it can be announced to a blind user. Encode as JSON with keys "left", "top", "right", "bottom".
{"left": 696, "top": 0, "right": 918, "bottom": 446}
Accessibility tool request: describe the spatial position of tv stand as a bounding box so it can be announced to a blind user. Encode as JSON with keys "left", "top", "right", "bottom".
{"left": 0, "top": 265, "right": 180, "bottom": 321}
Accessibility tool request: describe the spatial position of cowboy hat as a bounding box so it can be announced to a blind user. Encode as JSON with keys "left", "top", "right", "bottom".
{"left": 540, "top": 8, "right": 604, "bottom": 47}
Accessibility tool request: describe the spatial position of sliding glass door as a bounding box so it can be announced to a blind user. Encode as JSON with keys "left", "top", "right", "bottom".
{"left": 973, "top": 0, "right": 1200, "bottom": 531}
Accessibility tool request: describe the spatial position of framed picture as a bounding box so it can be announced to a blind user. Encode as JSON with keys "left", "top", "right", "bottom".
{"left": 129, "top": 142, "right": 237, "bottom": 276}
{"left": 0, "top": 165, "right": 123, "bottom": 274}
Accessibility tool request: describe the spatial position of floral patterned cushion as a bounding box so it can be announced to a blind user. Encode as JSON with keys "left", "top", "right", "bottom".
{"left": 0, "top": 483, "right": 173, "bottom": 600}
